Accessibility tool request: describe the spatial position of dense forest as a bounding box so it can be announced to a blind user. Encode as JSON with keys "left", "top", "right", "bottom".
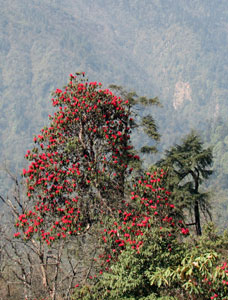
{"left": 0, "top": 73, "right": 227, "bottom": 300}
{"left": 0, "top": 0, "right": 228, "bottom": 227}
{"left": 0, "top": 1, "right": 228, "bottom": 299}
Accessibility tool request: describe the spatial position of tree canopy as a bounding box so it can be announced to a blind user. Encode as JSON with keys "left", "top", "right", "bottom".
{"left": 157, "top": 131, "right": 213, "bottom": 235}
{"left": 16, "top": 73, "right": 140, "bottom": 243}
{"left": 9, "top": 74, "right": 228, "bottom": 300}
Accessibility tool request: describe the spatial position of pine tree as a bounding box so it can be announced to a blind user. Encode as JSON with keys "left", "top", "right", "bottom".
{"left": 158, "top": 131, "right": 213, "bottom": 235}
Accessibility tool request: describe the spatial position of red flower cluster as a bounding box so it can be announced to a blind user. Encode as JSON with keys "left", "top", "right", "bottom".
{"left": 95, "top": 170, "right": 189, "bottom": 273}
{"left": 16, "top": 73, "right": 138, "bottom": 244}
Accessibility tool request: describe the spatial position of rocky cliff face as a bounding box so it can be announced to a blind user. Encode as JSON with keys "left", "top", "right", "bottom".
{"left": 173, "top": 81, "right": 192, "bottom": 110}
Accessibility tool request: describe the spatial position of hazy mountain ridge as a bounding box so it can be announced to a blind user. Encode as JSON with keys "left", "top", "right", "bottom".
{"left": 0, "top": 0, "right": 228, "bottom": 226}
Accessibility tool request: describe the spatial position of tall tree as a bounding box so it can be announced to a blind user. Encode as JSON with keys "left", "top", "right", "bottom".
{"left": 157, "top": 131, "right": 213, "bottom": 235}
{"left": 15, "top": 73, "right": 163, "bottom": 243}
{"left": 16, "top": 72, "right": 140, "bottom": 242}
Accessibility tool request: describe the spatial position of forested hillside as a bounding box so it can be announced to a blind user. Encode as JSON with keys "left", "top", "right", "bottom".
{"left": 0, "top": 0, "right": 228, "bottom": 227}
{"left": 0, "top": 73, "right": 227, "bottom": 300}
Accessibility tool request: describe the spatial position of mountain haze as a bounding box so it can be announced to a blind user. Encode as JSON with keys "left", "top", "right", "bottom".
{"left": 0, "top": 0, "right": 228, "bottom": 226}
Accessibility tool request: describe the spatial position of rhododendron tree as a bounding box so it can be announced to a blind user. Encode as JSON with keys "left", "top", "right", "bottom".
{"left": 73, "top": 170, "right": 191, "bottom": 299}
{"left": 98, "top": 169, "right": 188, "bottom": 261}
{"left": 12, "top": 72, "right": 228, "bottom": 300}
{"left": 16, "top": 73, "right": 139, "bottom": 243}
{"left": 0, "top": 171, "right": 93, "bottom": 300}
{"left": 73, "top": 195, "right": 228, "bottom": 299}
{"left": 72, "top": 171, "right": 228, "bottom": 299}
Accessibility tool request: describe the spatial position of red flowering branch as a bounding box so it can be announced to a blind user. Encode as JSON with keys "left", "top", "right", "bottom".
{"left": 16, "top": 73, "right": 138, "bottom": 244}
{"left": 92, "top": 169, "right": 189, "bottom": 276}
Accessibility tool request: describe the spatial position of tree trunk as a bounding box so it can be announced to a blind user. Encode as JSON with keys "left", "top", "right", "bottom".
{"left": 192, "top": 168, "right": 202, "bottom": 236}
{"left": 194, "top": 200, "right": 202, "bottom": 236}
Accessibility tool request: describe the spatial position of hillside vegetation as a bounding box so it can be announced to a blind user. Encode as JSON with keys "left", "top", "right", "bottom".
{"left": 0, "top": 0, "right": 228, "bottom": 227}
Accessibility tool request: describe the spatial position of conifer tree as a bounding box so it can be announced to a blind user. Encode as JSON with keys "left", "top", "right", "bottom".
{"left": 158, "top": 131, "right": 213, "bottom": 235}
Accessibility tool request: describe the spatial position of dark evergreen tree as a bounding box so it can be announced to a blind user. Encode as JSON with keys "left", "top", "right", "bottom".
{"left": 157, "top": 131, "right": 213, "bottom": 235}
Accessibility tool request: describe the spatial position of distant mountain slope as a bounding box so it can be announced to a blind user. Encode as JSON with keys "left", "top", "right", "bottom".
{"left": 0, "top": 0, "right": 228, "bottom": 224}
{"left": 0, "top": 0, "right": 150, "bottom": 170}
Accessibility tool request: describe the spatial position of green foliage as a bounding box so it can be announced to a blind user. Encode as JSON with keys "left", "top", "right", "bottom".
{"left": 141, "top": 145, "right": 158, "bottom": 154}
{"left": 169, "top": 225, "right": 228, "bottom": 299}
{"left": 73, "top": 222, "right": 228, "bottom": 300}
{"left": 141, "top": 115, "right": 160, "bottom": 142}
{"left": 97, "top": 230, "right": 184, "bottom": 300}
{"left": 0, "top": 0, "right": 228, "bottom": 230}
{"left": 109, "top": 84, "right": 161, "bottom": 156}
{"left": 160, "top": 132, "right": 213, "bottom": 181}
{"left": 71, "top": 168, "right": 188, "bottom": 300}
{"left": 157, "top": 131, "right": 213, "bottom": 235}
